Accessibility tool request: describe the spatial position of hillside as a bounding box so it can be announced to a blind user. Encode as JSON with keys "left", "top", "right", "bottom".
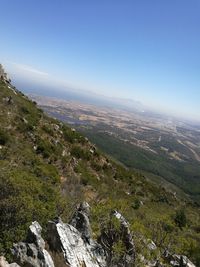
{"left": 0, "top": 70, "right": 200, "bottom": 266}
{"left": 30, "top": 95, "right": 200, "bottom": 204}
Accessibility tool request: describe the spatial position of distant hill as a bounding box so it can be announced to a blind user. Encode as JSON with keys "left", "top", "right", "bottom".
{"left": 12, "top": 77, "right": 145, "bottom": 112}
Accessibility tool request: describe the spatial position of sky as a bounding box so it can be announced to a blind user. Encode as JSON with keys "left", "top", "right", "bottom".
{"left": 0, "top": 0, "right": 200, "bottom": 121}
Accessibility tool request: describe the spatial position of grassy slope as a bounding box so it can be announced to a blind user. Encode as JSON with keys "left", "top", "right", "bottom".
{"left": 0, "top": 80, "right": 200, "bottom": 265}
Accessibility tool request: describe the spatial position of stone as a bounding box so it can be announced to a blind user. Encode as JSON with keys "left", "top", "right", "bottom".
{"left": 53, "top": 124, "right": 60, "bottom": 131}
{"left": 0, "top": 256, "right": 20, "bottom": 267}
{"left": 147, "top": 240, "right": 157, "bottom": 251}
{"left": 47, "top": 216, "right": 106, "bottom": 267}
{"left": 12, "top": 221, "right": 54, "bottom": 267}
{"left": 164, "top": 251, "right": 196, "bottom": 267}
{"left": 0, "top": 64, "right": 11, "bottom": 83}
{"left": 0, "top": 257, "right": 11, "bottom": 267}
{"left": 70, "top": 202, "right": 92, "bottom": 243}
{"left": 5, "top": 202, "right": 196, "bottom": 267}
{"left": 170, "top": 255, "right": 196, "bottom": 267}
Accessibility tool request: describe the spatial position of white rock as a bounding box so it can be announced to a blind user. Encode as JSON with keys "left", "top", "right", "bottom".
{"left": 147, "top": 240, "right": 157, "bottom": 251}
{"left": 48, "top": 219, "right": 106, "bottom": 267}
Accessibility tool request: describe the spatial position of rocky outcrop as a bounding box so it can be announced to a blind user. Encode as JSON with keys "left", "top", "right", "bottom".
{"left": 0, "top": 64, "right": 10, "bottom": 83}
{"left": 163, "top": 250, "right": 196, "bottom": 267}
{"left": 169, "top": 254, "right": 196, "bottom": 267}
{"left": 3, "top": 203, "right": 196, "bottom": 267}
{"left": 0, "top": 256, "right": 20, "bottom": 267}
{"left": 47, "top": 204, "right": 136, "bottom": 267}
{"left": 8, "top": 203, "right": 136, "bottom": 267}
{"left": 12, "top": 221, "right": 54, "bottom": 267}
{"left": 69, "top": 202, "right": 92, "bottom": 243}
{"left": 47, "top": 203, "right": 106, "bottom": 267}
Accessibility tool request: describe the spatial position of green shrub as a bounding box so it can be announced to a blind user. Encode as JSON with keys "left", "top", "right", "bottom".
{"left": 33, "top": 163, "right": 60, "bottom": 184}
{"left": 132, "top": 199, "right": 141, "bottom": 210}
{"left": 0, "top": 129, "right": 9, "bottom": 145}
{"left": 174, "top": 209, "right": 187, "bottom": 229}
{"left": 42, "top": 125, "right": 54, "bottom": 135}
{"left": 36, "top": 139, "right": 54, "bottom": 158}
{"left": 0, "top": 170, "right": 65, "bottom": 258}
{"left": 62, "top": 126, "right": 86, "bottom": 144}
{"left": 91, "top": 161, "right": 102, "bottom": 171}
{"left": 71, "top": 145, "right": 91, "bottom": 160}
{"left": 20, "top": 106, "right": 30, "bottom": 114}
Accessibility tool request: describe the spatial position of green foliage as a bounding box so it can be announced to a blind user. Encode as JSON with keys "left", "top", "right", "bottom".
{"left": 71, "top": 145, "right": 91, "bottom": 160}
{"left": 0, "top": 80, "right": 200, "bottom": 265}
{"left": 42, "top": 124, "right": 54, "bottom": 135}
{"left": 33, "top": 163, "right": 60, "bottom": 184}
{"left": 174, "top": 209, "right": 187, "bottom": 229}
{"left": 20, "top": 106, "right": 30, "bottom": 114}
{"left": 36, "top": 138, "right": 54, "bottom": 158}
{"left": 132, "top": 199, "right": 141, "bottom": 210}
{"left": 80, "top": 127, "right": 200, "bottom": 203}
{"left": 75, "top": 161, "right": 98, "bottom": 187}
{"left": 186, "top": 241, "right": 200, "bottom": 266}
{"left": 0, "top": 170, "right": 64, "bottom": 257}
{"left": 62, "top": 126, "right": 86, "bottom": 144}
{"left": 112, "top": 240, "right": 126, "bottom": 260}
{"left": 0, "top": 129, "right": 9, "bottom": 145}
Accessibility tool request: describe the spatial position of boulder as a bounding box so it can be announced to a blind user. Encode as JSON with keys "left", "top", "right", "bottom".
{"left": 47, "top": 216, "right": 106, "bottom": 267}
{"left": 69, "top": 202, "right": 92, "bottom": 243}
{"left": 147, "top": 240, "right": 157, "bottom": 251}
{"left": 0, "top": 64, "right": 11, "bottom": 84}
{"left": 12, "top": 221, "right": 54, "bottom": 267}
{"left": 170, "top": 255, "right": 196, "bottom": 267}
{"left": 0, "top": 256, "right": 20, "bottom": 267}
{"left": 164, "top": 251, "right": 196, "bottom": 267}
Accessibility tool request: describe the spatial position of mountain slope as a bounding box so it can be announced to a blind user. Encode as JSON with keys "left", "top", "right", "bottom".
{"left": 30, "top": 94, "right": 200, "bottom": 204}
{"left": 0, "top": 74, "right": 199, "bottom": 266}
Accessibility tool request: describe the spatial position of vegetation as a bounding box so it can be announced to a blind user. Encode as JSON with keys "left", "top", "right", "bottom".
{"left": 78, "top": 128, "right": 200, "bottom": 203}
{"left": 174, "top": 209, "right": 187, "bottom": 229}
{"left": 0, "top": 80, "right": 200, "bottom": 265}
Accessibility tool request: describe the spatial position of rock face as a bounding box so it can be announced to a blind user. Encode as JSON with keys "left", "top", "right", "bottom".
{"left": 69, "top": 202, "right": 92, "bottom": 243}
{"left": 0, "top": 256, "right": 20, "bottom": 267}
{"left": 163, "top": 250, "right": 197, "bottom": 267}
{"left": 5, "top": 202, "right": 196, "bottom": 267}
{"left": 169, "top": 254, "right": 196, "bottom": 267}
{"left": 47, "top": 204, "right": 136, "bottom": 267}
{"left": 12, "top": 221, "right": 54, "bottom": 267}
{"left": 9, "top": 203, "right": 136, "bottom": 267}
{"left": 47, "top": 203, "right": 106, "bottom": 267}
{"left": 0, "top": 64, "right": 10, "bottom": 83}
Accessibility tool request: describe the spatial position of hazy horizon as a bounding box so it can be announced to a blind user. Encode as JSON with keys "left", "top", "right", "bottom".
{"left": 5, "top": 68, "right": 199, "bottom": 125}
{"left": 0, "top": 1, "right": 199, "bottom": 121}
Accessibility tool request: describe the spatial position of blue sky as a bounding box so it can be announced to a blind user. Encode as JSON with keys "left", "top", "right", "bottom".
{"left": 0, "top": 0, "right": 200, "bottom": 120}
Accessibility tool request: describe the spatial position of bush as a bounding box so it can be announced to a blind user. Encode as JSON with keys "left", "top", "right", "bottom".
{"left": 0, "top": 129, "right": 9, "bottom": 145}
{"left": 42, "top": 125, "right": 54, "bottom": 135}
{"left": 174, "top": 209, "right": 187, "bottom": 229}
{"left": 62, "top": 126, "right": 86, "bottom": 144}
{"left": 71, "top": 145, "right": 91, "bottom": 160}
{"left": 0, "top": 170, "right": 64, "bottom": 258}
{"left": 36, "top": 139, "right": 54, "bottom": 158}
{"left": 33, "top": 163, "right": 60, "bottom": 184}
{"left": 20, "top": 106, "right": 30, "bottom": 114}
{"left": 132, "top": 199, "right": 141, "bottom": 210}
